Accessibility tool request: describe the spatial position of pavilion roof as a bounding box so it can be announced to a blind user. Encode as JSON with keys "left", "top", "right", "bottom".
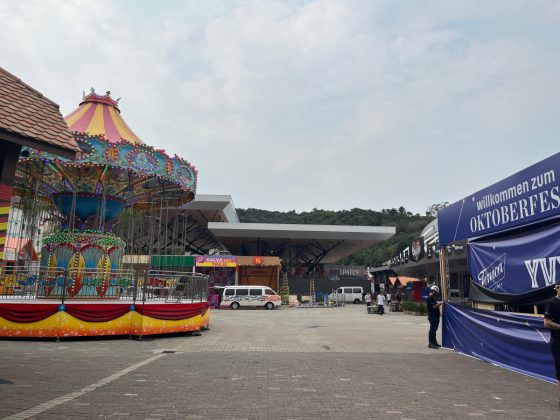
{"left": 388, "top": 276, "right": 419, "bottom": 286}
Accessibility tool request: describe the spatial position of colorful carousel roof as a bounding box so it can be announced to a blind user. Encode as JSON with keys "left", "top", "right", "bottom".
{"left": 15, "top": 89, "right": 197, "bottom": 221}
{"left": 64, "top": 89, "right": 143, "bottom": 144}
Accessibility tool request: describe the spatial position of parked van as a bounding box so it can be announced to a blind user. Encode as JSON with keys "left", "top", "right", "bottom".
{"left": 220, "top": 285, "right": 281, "bottom": 310}
{"left": 328, "top": 286, "right": 364, "bottom": 304}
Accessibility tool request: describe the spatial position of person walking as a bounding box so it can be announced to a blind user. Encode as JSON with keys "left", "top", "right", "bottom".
{"left": 544, "top": 283, "right": 560, "bottom": 408}
{"left": 377, "top": 292, "right": 386, "bottom": 315}
{"left": 427, "top": 285, "right": 443, "bottom": 349}
{"left": 364, "top": 292, "right": 372, "bottom": 313}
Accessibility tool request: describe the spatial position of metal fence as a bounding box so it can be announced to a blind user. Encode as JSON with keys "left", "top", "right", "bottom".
{"left": 139, "top": 270, "right": 209, "bottom": 303}
{"left": 0, "top": 265, "right": 209, "bottom": 304}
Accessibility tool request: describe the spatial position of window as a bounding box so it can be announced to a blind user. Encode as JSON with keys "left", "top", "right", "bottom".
{"left": 337, "top": 288, "right": 343, "bottom": 293}
{"left": 343, "top": 288, "right": 352, "bottom": 293}
{"left": 250, "top": 289, "right": 262, "bottom": 296}
{"left": 353, "top": 288, "right": 362, "bottom": 293}
{"left": 265, "top": 289, "right": 276, "bottom": 295}
{"left": 225, "top": 289, "right": 234, "bottom": 296}
{"left": 236, "top": 289, "right": 248, "bottom": 296}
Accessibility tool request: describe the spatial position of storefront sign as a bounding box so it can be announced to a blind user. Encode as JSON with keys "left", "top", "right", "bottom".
{"left": 324, "top": 264, "right": 365, "bottom": 279}
{"left": 194, "top": 255, "right": 237, "bottom": 267}
{"left": 438, "top": 152, "right": 560, "bottom": 245}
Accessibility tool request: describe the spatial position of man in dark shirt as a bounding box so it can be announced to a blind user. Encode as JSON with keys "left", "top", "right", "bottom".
{"left": 427, "top": 285, "right": 443, "bottom": 349}
{"left": 544, "top": 283, "right": 560, "bottom": 407}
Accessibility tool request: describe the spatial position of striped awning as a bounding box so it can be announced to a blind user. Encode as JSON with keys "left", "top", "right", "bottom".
{"left": 64, "top": 89, "right": 143, "bottom": 144}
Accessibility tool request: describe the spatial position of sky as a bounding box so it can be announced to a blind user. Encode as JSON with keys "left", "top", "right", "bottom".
{"left": 1, "top": 0, "right": 558, "bottom": 215}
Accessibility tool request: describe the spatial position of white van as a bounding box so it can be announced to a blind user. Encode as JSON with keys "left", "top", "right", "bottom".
{"left": 220, "top": 285, "right": 281, "bottom": 310}
{"left": 328, "top": 286, "right": 364, "bottom": 304}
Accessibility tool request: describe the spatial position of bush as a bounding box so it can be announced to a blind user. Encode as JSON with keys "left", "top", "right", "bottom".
{"left": 402, "top": 301, "right": 428, "bottom": 313}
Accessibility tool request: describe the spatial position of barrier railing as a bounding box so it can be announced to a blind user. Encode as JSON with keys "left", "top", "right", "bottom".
{"left": 0, "top": 265, "right": 209, "bottom": 304}
{"left": 141, "top": 270, "right": 209, "bottom": 303}
{"left": 0, "top": 265, "right": 63, "bottom": 300}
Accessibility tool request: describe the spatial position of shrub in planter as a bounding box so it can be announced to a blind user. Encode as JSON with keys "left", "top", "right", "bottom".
{"left": 402, "top": 301, "right": 416, "bottom": 312}
{"left": 402, "top": 301, "right": 428, "bottom": 314}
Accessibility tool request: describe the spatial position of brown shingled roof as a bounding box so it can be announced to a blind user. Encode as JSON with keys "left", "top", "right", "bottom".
{"left": 0, "top": 67, "right": 80, "bottom": 159}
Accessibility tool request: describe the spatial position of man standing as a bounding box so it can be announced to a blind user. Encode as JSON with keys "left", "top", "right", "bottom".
{"left": 544, "top": 284, "right": 560, "bottom": 408}
{"left": 377, "top": 291, "right": 386, "bottom": 315}
{"left": 427, "top": 285, "right": 443, "bottom": 349}
{"left": 365, "top": 292, "right": 372, "bottom": 313}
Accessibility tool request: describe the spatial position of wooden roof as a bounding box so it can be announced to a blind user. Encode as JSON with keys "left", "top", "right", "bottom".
{"left": 388, "top": 276, "right": 419, "bottom": 286}
{"left": 0, "top": 67, "right": 80, "bottom": 158}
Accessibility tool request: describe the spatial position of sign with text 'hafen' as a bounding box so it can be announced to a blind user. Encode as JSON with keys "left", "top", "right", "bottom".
{"left": 468, "top": 222, "right": 560, "bottom": 295}
{"left": 438, "top": 152, "right": 560, "bottom": 245}
{"left": 194, "top": 255, "right": 237, "bottom": 267}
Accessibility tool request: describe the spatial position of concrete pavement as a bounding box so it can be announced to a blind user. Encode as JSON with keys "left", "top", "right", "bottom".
{"left": 0, "top": 304, "right": 557, "bottom": 419}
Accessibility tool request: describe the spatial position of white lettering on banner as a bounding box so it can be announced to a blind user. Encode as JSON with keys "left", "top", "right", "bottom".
{"left": 525, "top": 256, "right": 560, "bottom": 288}
{"left": 525, "top": 259, "right": 541, "bottom": 288}
{"left": 552, "top": 186, "right": 560, "bottom": 208}
{"left": 539, "top": 190, "right": 550, "bottom": 212}
{"left": 477, "top": 253, "right": 506, "bottom": 290}
{"left": 469, "top": 184, "right": 560, "bottom": 235}
{"left": 509, "top": 202, "right": 518, "bottom": 222}
{"left": 531, "top": 170, "right": 555, "bottom": 190}
{"left": 529, "top": 194, "right": 538, "bottom": 215}
{"left": 475, "top": 169, "right": 556, "bottom": 212}
{"left": 519, "top": 198, "right": 530, "bottom": 219}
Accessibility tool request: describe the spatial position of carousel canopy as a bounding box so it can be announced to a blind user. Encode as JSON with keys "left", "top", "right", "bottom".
{"left": 14, "top": 89, "right": 197, "bottom": 228}
{"left": 65, "top": 89, "right": 143, "bottom": 144}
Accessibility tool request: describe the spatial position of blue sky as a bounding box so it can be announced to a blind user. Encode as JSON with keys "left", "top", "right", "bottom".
{"left": 1, "top": 0, "right": 558, "bottom": 214}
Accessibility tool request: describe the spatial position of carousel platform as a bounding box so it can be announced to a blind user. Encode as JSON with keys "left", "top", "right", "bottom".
{"left": 0, "top": 298, "right": 209, "bottom": 338}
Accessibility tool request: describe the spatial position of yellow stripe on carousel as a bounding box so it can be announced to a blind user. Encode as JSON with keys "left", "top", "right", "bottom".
{"left": 0, "top": 222, "right": 8, "bottom": 230}
{"left": 57, "top": 311, "right": 134, "bottom": 337}
{"left": 108, "top": 106, "right": 140, "bottom": 143}
{"left": 0, "top": 308, "right": 210, "bottom": 338}
{"left": 65, "top": 102, "right": 92, "bottom": 127}
{"left": 0, "top": 312, "right": 61, "bottom": 338}
{"left": 86, "top": 104, "right": 106, "bottom": 138}
{"left": 130, "top": 310, "right": 210, "bottom": 336}
{"left": 0, "top": 236, "right": 6, "bottom": 246}
{"left": 0, "top": 206, "right": 10, "bottom": 215}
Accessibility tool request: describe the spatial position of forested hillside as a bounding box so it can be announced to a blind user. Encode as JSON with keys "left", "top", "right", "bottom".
{"left": 237, "top": 207, "right": 434, "bottom": 268}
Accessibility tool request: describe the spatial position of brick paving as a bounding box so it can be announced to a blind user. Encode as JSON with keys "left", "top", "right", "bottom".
{"left": 0, "top": 305, "right": 558, "bottom": 419}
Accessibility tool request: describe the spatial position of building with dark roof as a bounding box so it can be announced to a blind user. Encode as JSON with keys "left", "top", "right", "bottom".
{"left": 0, "top": 67, "right": 80, "bottom": 159}
{"left": 0, "top": 67, "right": 81, "bottom": 261}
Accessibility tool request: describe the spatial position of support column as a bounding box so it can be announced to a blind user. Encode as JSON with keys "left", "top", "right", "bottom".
{"left": 439, "top": 246, "right": 449, "bottom": 301}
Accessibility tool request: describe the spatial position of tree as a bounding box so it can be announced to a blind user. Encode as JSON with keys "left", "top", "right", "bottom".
{"left": 425, "top": 202, "right": 449, "bottom": 217}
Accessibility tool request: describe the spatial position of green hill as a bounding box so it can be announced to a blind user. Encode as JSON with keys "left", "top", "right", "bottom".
{"left": 237, "top": 207, "right": 433, "bottom": 268}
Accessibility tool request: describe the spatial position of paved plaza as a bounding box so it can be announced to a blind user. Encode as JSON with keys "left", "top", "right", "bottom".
{"left": 0, "top": 304, "right": 557, "bottom": 419}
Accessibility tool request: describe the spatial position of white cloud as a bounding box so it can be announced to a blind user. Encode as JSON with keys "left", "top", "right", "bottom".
{"left": 0, "top": 0, "right": 558, "bottom": 214}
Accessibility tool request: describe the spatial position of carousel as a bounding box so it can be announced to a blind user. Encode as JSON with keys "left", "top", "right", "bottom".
{"left": 0, "top": 89, "right": 209, "bottom": 338}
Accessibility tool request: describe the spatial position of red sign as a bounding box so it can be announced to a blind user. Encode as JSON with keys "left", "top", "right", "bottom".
{"left": 253, "top": 256, "right": 263, "bottom": 266}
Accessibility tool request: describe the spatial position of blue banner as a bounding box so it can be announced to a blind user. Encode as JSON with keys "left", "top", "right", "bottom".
{"left": 438, "top": 152, "right": 560, "bottom": 245}
{"left": 442, "top": 303, "right": 556, "bottom": 383}
{"left": 468, "top": 222, "right": 560, "bottom": 295}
